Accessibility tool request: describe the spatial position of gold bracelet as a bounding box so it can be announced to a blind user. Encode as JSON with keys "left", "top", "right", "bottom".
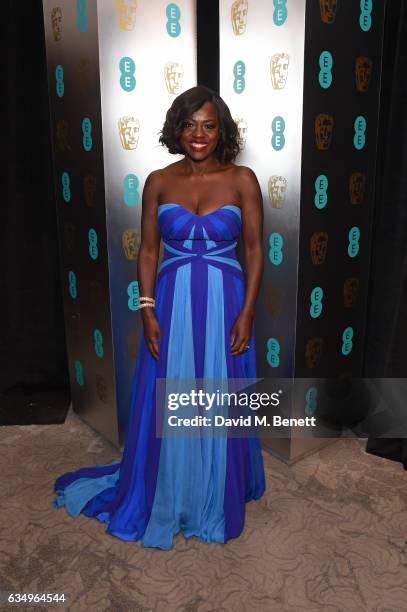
{"left": 139, "top": 296, "right": 155, "bottom": 304}
{"left": 139, "top": 303, "right": 155, "bottom": 309}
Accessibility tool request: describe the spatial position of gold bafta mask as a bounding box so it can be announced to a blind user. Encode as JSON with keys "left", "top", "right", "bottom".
{"left": 355, "top": 56, "right": 373, "bottom": 93}
{"left": 270, "top": 53, "right": 290, "bottom": 90}
{"left": 305, "top": 337, "right": 323, "bottom": 369}
{"left": 56, "top": 119, "right": 71, "bottom": 152}
{"left": 84, "top": 175, "right": 97, "bottom": 207}
{"left": 51, "top": 7, "right": 62, "bottom": 41}
{"left": 319, "top": 0, "right": 337, "bottom": 24}
{"left": 78, "top": 58, "right": 90, "bottom": 95}
{"left": 64, "top": 223, "right": 76, "bottom": 253}
{"left": 95, "top": 375, "right": 108, "bottom": 403}
{"left": 315, "top": 114, "right": 334, "bottom": 150}
{"left": 310, "top": 232, "right": 328, "bottom": 265}
{"left": 89, "top": 280, "right": 103, "bottom": 308}
{"left": 115, "top": 0, "right": 137, "bottom": 31}
{"left": 343, "top": 277, "right": 360, "bottom": 308}
{"left": 266, "top": 286, "right": 284, "bottom": 318}
{"left": 118, "top": 116, "right": 140, "bottom": 150}
{"left": 127, "top": 327, "right": 141, "bottom": 360}
{"left": 122, "top": 228, "right": 141, "bottom": 260}
{"left": 234, "top": 118, "right": 247, "bottom": 150}
{"left": 268, "top": 176, "right": 287, "bottom": 209}
{"left": 349, "top": 172, "right": 366, "bottom": 205}
{"left": 231, "top": 0, "right": 248, "bottom": 36}
{"left": 164, "top": 62, "right": 184, "bottom": 95}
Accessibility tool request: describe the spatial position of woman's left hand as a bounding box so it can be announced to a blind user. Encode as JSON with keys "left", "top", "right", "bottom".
{"left": 230, "top": 312, "right": 253, "bottom": 356}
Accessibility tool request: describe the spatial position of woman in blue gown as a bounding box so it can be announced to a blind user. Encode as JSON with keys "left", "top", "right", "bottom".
{"left": 53, "top": 86, "right": 266, "bottom": 550}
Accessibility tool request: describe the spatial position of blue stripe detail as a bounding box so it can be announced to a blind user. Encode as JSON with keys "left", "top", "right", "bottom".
{"left": 202, "top": 254, "right": 242, "bottom": 270}
{"left": 205, "top": 241, "right": 237, "bottom": 256}
{"left": 183, "top": 225, "right": 196, "bottom": 250}
{"left": 202, "top": 226, "right": 217, "bottom": 249}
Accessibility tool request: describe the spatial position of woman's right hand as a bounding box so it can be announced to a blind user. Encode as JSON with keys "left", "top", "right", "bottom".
{"left": 141, "top": 309, "right": 161, "bottom": 360}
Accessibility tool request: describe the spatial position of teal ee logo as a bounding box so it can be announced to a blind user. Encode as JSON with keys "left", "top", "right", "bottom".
{"left": 268, "top": 232, "right": 283, "bottom": 265}
{"left": 273, "top": 0, "right": 288, "bottom": 25}
{"left": 304, "top": 387, "right": 318, "bottom": 417}
{"left": 74, "top": 360, "right": 84, "bottom": 386}
{"left": 271, "top": 116, "right": 285, "bottom": 150}
{"left": 310, "top": 286, "right": 323, "bottom": 318}
{"left": 359, "top": 0, "right": 372, "bottom": 32}
{"left": 93, "top": 329, "right": 104, "bottom": 358}
{"left": 88, "top": 228, "right": 99, "bottom": 260}
{"left": 166, "top": 3, "right": 181, "bottom": 37}
{"left": 341, "top": 327, "right": 353, "bottom": 356}
{"left": 128, "top": 281, "right": 140, "bottom": 311}
{"left": 68, "top": 271, "right": 77, "bottom": 299}
{"left": 319, "top": 51, "right": 333, "bottom": 89}
{"left": 55, "top": 64, "right": 64, "bottom": 97}
{"left": 314, "top": 174, "right": 328, "bottom": 209}
{"left": 76, "top": 0, "right": 87, "bottom": 32}
{"left": 354, "top": 115, "right": 366, "bottom": 150}
{"left": 348, "top": 226, "right": 360, "bottom": 257}
{"left": 82, "top": 117, "right": 93, "bottom": 151}
{"left": 123, "top": 174, "right": 140, "bottom": 206}
{"left": 119, "top": 56, "right": 136, "bottom": 91}
{"left": 61, "top": 171, "right": 71, "bottom": 203}
{"left": 233, "top": 61, "right": 246, "bottom": 93}
{"left": 266, "top": 337, "right": 280, "bottom": 368}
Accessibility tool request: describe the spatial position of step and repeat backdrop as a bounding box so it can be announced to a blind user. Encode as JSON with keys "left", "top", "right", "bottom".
{"left": 43, "top": 0, "right": 386, "bottom": 458}
{"left": 43, "top": 0, "right": 197, "bottom": 446}
{"left": 219, "top": 0, "right": 386, "bottom": 460}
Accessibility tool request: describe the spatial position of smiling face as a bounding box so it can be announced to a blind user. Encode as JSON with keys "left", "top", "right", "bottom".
{"left": 179, "top": 101, "right": 220, "bottom": 162}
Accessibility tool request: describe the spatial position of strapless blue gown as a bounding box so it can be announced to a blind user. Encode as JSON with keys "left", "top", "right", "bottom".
{"left": 53, "top": 203, "right": 266, "bottom": 550}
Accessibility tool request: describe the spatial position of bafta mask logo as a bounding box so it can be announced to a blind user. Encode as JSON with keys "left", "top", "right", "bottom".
{"left": 51, "top": 7, "right": 62, "bottom": 41}
{"left": 231, "top": 0, "right": 248, "bottom": 36}
{"left": 78, "top": 58, "right": 90, "bottom": 94}
{"left": 234, "top": 118, "right": 247, "bottom": 150}
{"left": 270, "top": 53, "right": 289, "bottom": 90}
{"left": 344, "top": 277, "right": 360, "bottom": 308}
{"left": 122, "top": 229, "right": 141, "bottom": 260}
{"left": 118, "top": 116, "right": 140, "bottom": 150}
{"left": 84, "top": 174, "right": 97, "bottom": 207}
{"left": 266, "top": 286, "right": 284, "bottom": 318}
{"left": 305, "top": 338, "right": 323, "bottom": 369}
{"left": 115, "top": 0, "right": 137, "bottom": 31}
{"left": 355, "top": 56, "right": 373, "bottom": 93}
{"left": 95, "top": 374, "right": 108, "bottom": 403}
{"left": 89, "top": 280, "right": 103, "bottom": 308}
{"left": 315, "top": 114, "right": 334, "bottom": 150}
{"left": 349, "top": 172, "right": 366, "bottom": 205}
{"left": 311, "top": 232, "right": 328, "bottom": 265}
{"left": 164, "top": 62, "right": 184, "bottom": 94}
{"left": 268, "top": 175, "right": 287, "bottom": 209}
{"left": 319, "top": 0, "right": 337, "bottom": 24}
{"left": 64, "top": 223, "right": 76, "bottom": 253}
{"left": 56, "top": 119, "right": 71, "bottom": 152}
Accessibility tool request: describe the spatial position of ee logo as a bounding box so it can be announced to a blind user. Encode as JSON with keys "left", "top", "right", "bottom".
{"left": 93, "top": 329, "right": 104, "bottom": 358}
{"left": 166, "top": 3, "right": 181, "bottom": 37}
{"left": 273, "top": 0, "right": 288, "bottom": 26}
{"left": 128, "top": 281, "right": 140, "bottom": 311}
{"left": 319, "top": 51, "right": 333, "bottom": 89}
{"left": 76, "top": 0, "right": 87, "bottom": 32}
{"left": 310, "top": 286, "right": 323, "bottom": 319}
{"left": 305, "top": 387, "right": 318, "bottom": 417}
{"left": 123, "top": 174, "right": 140, "bottom": 206}
{"left": 68, "top": 271, "right": 77, "bottom": 299}
{"left": 314, "top": 174, "right": 328, "bottom": 209}
{"left": 119, "top": 56, "right": 136, "bottom": 92}
{"left": 74, "top": 360, "right": 84, "bottom": 386}
{"left": 266, "top": 337, "right": 280, "bottom": 368}
{"left": 61, "top": 172, "right": 71, "bottom": 203}
{"left": 354, "top": 115, "right": 366, "bottom": 150}
{"left": 359, "top": 0, "right": 373, "bottom": 32}
{"left": 348, "top": 226, "right": 360, "bottom": 257}
{"left": 55, "top": 65, "right": 64, "bottom": 97}
{"left": 88, "top": 228, "right": 99, "bottom": 260}
{"left": 271, "top": 116, "right": 285, "bottom": 150}
{"left": 341, "top": 327, "right": 354, "bottom": 356}
{"left": 82, "top": 117, "right": 93, "bottom": 151}
{"left": 268, "top": 232, "right": 283, "bottom": 265}
{"left": 233, "top": 61, "right": 246, "bottom": 93}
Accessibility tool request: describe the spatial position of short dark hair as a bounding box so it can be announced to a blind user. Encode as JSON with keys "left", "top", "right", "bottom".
{"left": 159, "top": 85, "right": 240, "bottom": 164}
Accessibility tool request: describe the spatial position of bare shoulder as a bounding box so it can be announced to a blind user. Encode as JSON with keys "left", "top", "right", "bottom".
{"left": 233, "top": 165, "right": 262, "bottom": 198}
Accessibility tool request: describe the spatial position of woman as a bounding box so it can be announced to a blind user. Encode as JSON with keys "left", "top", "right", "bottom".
{"left": 53, "top": 85, "right": 266, "bottom": 550}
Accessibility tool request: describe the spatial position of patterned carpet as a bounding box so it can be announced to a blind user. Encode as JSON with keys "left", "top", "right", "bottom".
{"left": 1, "top": 407, "right": 407, "bottom": 612}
